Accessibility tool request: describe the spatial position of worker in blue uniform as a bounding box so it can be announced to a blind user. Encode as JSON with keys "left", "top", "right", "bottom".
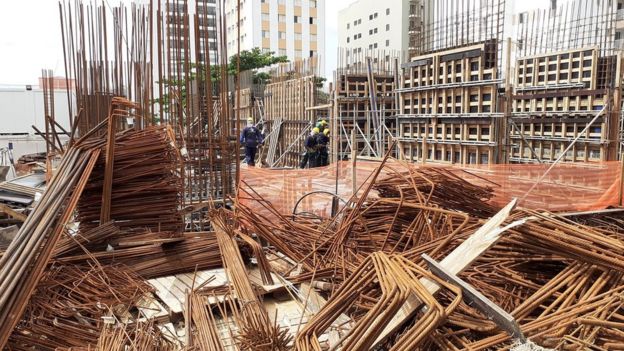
{"left": 300, "top": 128, "right": 319, "bottom": 169}
{"left": 240, "top": 117, "right": 264, "bottom": 166}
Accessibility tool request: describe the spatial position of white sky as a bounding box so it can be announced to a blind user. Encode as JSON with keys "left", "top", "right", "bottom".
{"left": 0, "top": 0, "right": 547, "bottom": 86}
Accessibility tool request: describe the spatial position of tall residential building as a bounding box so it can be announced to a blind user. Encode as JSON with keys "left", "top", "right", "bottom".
{"left": 223, "top": 0, "right": 326, "bottom": 74}
{"left": 618, "top": 0, "right": 624, "bottom": 49}
{"left": 337, "top": 0, "right": 410, "bottom": 56}
{"left": 163, "top": 0, "right": 220, "bottom": 78}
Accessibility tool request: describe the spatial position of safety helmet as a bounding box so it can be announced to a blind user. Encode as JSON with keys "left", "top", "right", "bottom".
{"left": 312, "top": 127, "right": 320, "bottom": 134}
{"left": 247, "top": 117, "right": 254, "bottom": 123}
{"left": 320, "top": 120, "right": 328, "bottom": 125}
{"left": 323, "top": 129, "right": 330, "bottom": 136}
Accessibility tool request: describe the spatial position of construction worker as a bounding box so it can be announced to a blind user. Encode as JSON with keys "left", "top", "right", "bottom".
{"left": 300, "top": 128, "right": 319, "bottom": 169}
{"left": 240, "top": 117, "right": 264, "bottom": 167}
{"left": 316, "top": 119, "right": 328, "bottom": 134}
{"left": 315, "top": 128, "right": 330, "bottom": 167}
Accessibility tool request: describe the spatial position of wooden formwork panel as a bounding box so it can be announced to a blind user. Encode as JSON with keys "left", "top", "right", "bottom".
{"left": 398, "top": 41, "right": 504, "bottom": 165}
{"left": 335, "top": 73, "right": 397, "bottom": 159}
{"left": 263, "top": 76, "right": 319, "bottom": 167}
{"left": 264, "top": 76, "right": 318, "bottom": 123}
{"left": 510, "top": 47, "right": 623, "bottom": 163}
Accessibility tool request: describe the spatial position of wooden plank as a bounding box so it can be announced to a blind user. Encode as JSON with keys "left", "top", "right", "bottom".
{"left": 136, "top": 293, "right": 169, "bottom": 322}
{"left": 423, "top": 254, "right": 526, "bottom": 342}
{"left": 247, "top": 268, "right": 285, "bottom": 294}
{"left": 0, "top": 204, "right": 26, "bottom": 222}
{"left": 149, "top": 277, "right": 186, "bottom": 315}
{"left": 371, "top": 199, "right": 524, "bottom": 347}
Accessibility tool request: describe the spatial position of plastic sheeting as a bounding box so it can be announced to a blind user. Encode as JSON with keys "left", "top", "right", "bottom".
{"left": 238, "top": 160, "right": 623, "bottom": 217}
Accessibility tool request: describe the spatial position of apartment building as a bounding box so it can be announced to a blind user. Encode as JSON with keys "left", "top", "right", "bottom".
{"left": 163, "top": 0, "right": 220, "bottom": 79}
{"left": 223, "top": 0, "right": 325, "bottom": 73}
{"left": 396, "top": 41, "right": 506, "bottom": 165}
{"left": 337, "top": 0, "right": 410, "bottom": 58}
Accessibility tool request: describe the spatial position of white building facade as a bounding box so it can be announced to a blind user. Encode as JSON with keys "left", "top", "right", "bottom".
{"left": 338, "top": 0, "right": 410, "bottom": 55}
{"left": 223, "top": 0, "right": 326, "bottom": 73}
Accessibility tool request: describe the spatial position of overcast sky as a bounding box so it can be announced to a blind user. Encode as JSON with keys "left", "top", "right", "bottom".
{"left": 0, "top": 0, "right": 547, "bottom": 86}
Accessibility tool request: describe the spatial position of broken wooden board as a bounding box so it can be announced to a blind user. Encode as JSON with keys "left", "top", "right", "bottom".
{"left": 0, "top": 204, "right": 26, "bottom": 222}
{"left": 136, "top": 294, "right": 169, "bottom": 322}
{"left": 248, "top": 269, "right": 286, "bottom": 295}
{"left": 148, "top": 270, "right": 223, "bottom": 316}
{"left": 423, "top": 253, "right": 527, "bottom": 342}
{"left": 370, "top": 199, "right": 524, "bottom": 348}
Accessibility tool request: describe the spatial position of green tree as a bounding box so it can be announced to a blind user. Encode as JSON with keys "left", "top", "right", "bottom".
{"left": 228, "top": 48, "right": 288, "bottom": 76}
{"left": 153, "top": 49, "right": 289, "bottom": 115}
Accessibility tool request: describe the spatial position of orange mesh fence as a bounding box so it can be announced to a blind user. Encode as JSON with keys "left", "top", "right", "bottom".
{"left": 238, "top": 160, "right": 623, "bottom": 217}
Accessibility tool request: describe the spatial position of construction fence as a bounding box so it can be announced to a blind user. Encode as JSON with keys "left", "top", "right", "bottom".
{"left": 239, "top": 160, "right": 623, "bottom": 217}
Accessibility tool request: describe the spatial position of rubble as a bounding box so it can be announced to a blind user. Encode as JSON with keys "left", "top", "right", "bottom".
{"left": 2, "top": 0, "right": 624, "bottom": 350}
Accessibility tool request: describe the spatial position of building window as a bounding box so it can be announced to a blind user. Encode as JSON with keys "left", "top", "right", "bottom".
{"left": 261, "top": 13, "right": 269, "bottom": 21}
{"left": 296, "top": 50, "right": 302, "bottom": 57}
{"left": 278, "top": 31, "right": 286, "bottom": 39}
{"left": 294, "top": 16, "right": 300, "bottom": 23}
{"left": 374, "top": 28, "right": 378, "bottom": 34}
{"left": 346, "top": 37, "right": 350, "bottom": 43}
{"left": 369, "top": 14, "right": 373, "bottom": 20}
{"left": 386, "top": 39, "right": 390, "bottom": 47}
{"left": 310, "top": 1, "right": 317, "bottom": 8}
{"left": 347, "top": 23, "right": 350, "bottom": 29}
{"left": 310, "top": 50, "right": 315, "bottom": 57}
{"left": 262, "top": 30, "right": 270, "bottom": 38}
{"left": 386, "top": 8, "right": 390, "bottom": 15}
{"left": 295, "top": 33, "right": 302, "bottom": 40}
{"left": 310, "top": 34, "right": 317, "bottom": 41}
{"left": 386, "top": 24, "right": 390, "bottom": 31}
{"left": 374, "top": 12, "right": 378, "bottom": 18}
{"left": 310, "top": 17, "right": 315, "bottom": 24}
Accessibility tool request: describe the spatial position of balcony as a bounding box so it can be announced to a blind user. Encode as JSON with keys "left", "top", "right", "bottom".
{"left": 617, "top": 9, "right": 624, "bottom": 20}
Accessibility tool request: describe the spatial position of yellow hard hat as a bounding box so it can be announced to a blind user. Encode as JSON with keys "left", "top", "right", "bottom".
{"left": 323, "top": 129, "right": 330, "bottom": 135}
{"left": 312, "top": 127, "right": 320, "bottom": 134}
{"left": 247, "top": 117, "right": 254, "bottom": 123}
{"left": 320, "top": 120, "right": 328, "bottom": 125}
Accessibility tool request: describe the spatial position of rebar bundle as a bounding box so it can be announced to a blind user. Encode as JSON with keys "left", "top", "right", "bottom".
{"left": 212, "top": 210, "right": 292, "bottom": 351}
{"left": 0, "top": 145, "right": 99, "bottom": 347}
{"left": 7, "top": 263, "right": 152, "bottom": 350}
{"left": 76, "top": 124, "right": 183, "bottom": 232}
{"left": 234, "top": 155, "right": 624, "bottom": 350}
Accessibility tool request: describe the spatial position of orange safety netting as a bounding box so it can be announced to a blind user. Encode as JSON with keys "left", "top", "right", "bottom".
{"left": 238, "top": 160, "right": 623, "bottom": 217}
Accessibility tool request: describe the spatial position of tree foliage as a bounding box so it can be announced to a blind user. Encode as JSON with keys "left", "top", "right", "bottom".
{"left": 228, "top": 48, "right": 289, "bottom": 76}
{"left": 153, "top": 48, "right": 288, "bottom": 115}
